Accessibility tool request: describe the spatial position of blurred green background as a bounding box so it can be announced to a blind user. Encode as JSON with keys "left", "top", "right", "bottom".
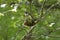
{"left": 0, "top": 0, "right": 60, "bottom": 40}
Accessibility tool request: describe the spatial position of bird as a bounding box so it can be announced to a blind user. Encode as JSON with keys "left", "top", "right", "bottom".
{"left": 24, "top": 12, "right": 36, "bottom": 27}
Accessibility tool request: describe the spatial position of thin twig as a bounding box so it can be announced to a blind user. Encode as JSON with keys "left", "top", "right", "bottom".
{"left": 48, "top": 35, "right": 60, "bottom": 38}
{"left": 36, "top": 2, "right": 60, "bottom": 24}
{"left": 45, "top": 2, "right": 60, "bottom": 13}
{"left": 40, "top": 0, "right": 47, "bottom": 16}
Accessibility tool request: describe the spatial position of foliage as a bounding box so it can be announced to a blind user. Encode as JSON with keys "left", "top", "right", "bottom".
{"left": 0, "top": 0, "right": 60, "bottom": 40}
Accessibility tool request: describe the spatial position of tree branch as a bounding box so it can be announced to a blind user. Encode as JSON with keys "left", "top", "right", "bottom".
{"left": 35, "top": 1, "right": 60, "bottom": 24}
{"left": 22, "top": 1, "right": 60, "bottom": 40}
{"left": 22, "top": 0, "right": 47, "bottom": 40}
